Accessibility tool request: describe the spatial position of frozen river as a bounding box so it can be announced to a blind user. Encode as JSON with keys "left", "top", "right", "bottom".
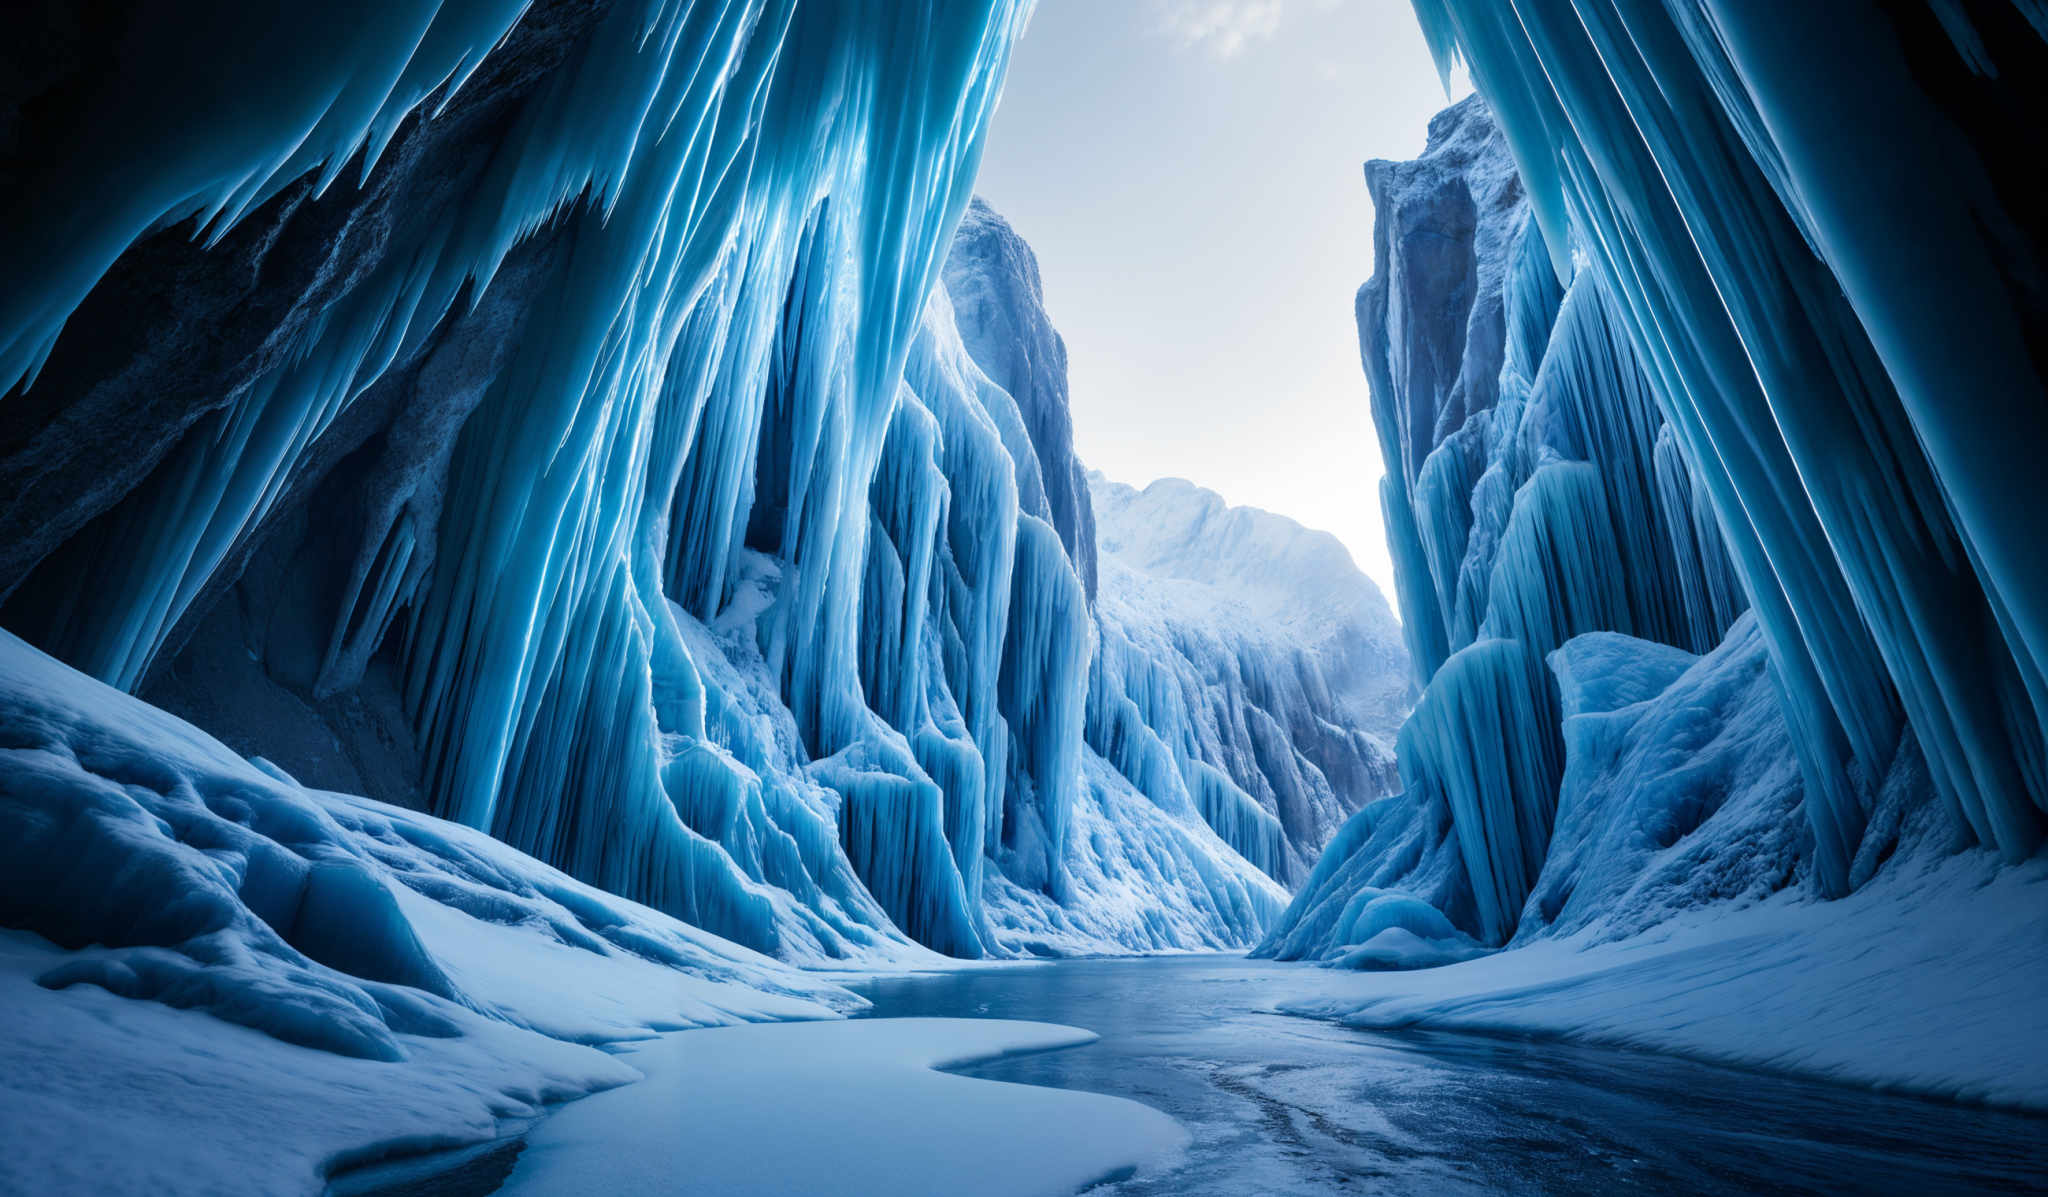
{"left": 335, "top": 953, "right": 2048, "bottom": 1196}
{"left": 852, "top": 955, "right": 2048, "bottom": 1196}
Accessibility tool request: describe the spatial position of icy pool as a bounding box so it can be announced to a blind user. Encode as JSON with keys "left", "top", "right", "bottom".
{"left": 851, "top": 955, "right": 2048, "bottom": 1196}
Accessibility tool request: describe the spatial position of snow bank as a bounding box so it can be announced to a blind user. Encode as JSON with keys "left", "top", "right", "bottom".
{"left": 1277, "top": 848, "right": 2048, "bottom": 1109}
{"left": 1268, "top": 617, "right": 2048, "bottom": 1107}
{"left": 0, "top": 630, "right": 858, "bottom": 1193}
{"left": 0, "top": 929, "right": 628, "bottom": 1197}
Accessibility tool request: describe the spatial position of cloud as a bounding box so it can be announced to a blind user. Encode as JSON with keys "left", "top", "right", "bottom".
{"left": 1150, "top": 0, "right": 1287, "bottom": 59}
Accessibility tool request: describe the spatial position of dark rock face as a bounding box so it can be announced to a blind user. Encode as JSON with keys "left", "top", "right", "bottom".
{"left": 943, "top": 197, "right": 1099, "bottom": 601}
{"left": 0, "top": 0, "right": 607, "bottom": 804}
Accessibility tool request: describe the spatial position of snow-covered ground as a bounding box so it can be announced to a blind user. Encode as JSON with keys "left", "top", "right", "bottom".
{"left": 0, "top": 625, "right": 1194, "bottom": 1196}
{"left": 0, "top": 928, "right": 639, "bottom": 1197}
{"left": 500, "top": 1018, "right": 1188, "bottom": 1196}
{"left": 1273, "top": 845, "right": 2048, "bottom": 1110}
{"left": 0, "top": 629, "right": 866, "bottom": 1194}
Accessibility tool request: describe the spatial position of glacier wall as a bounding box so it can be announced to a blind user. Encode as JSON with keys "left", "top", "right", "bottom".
{"left": 1288, "top": 97, "right": 1754, "bottom": 949}
{"left": 1404, "top": 1, "right": 2048, "bottom": 887}
{"left": 0, "top": 4, "right": 1347, "bottom": 962}
{"left": 1089, "top": 475, "right": 1408, "bottom": 884}
{"left": 3, "top": 0, "right": 1037, "bottom": 962}
{"left": 1263, "top": 42, "right": 2048, "bottom": 965}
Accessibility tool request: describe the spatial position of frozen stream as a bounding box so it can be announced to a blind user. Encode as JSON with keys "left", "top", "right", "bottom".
{"left": 851, "top": 955, "right": 2048, "bottom": 1196}
{"left": 335, "top": 954, "right": 2048, "bottom": 1196}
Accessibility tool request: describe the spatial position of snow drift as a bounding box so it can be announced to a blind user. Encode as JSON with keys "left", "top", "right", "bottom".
{"left": 0, "top": 624, "right": 869, "bottom": 1192}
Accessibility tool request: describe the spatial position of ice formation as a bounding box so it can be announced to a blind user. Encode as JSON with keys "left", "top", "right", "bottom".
{"left": 0, "top": 3, "right": 1417, "bottom": 966}
{"left": 1262, "top": 58, "right": 2048, "bottom": 970}
{"left": 1089, "top": 474, "right": 1408, "bottom": 883}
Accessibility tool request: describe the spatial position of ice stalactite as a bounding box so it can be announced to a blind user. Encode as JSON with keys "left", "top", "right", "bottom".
{"left": 1652, "top": 426, "right": 1747, "bottom": 656}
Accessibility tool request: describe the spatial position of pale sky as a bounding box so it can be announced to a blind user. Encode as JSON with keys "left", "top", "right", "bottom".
{"left": 973, "top": 0, "right": 1469, "bottom": 602}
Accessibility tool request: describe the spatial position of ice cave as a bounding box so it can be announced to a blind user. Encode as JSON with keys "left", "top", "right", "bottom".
{"left": 1, "top": 1, "right": 2044, "bottom": 1193}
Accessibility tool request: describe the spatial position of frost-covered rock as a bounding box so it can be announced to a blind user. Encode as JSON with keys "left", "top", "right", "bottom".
{"left": 1089, "top": 474, "right": 1407, "bottom": 882}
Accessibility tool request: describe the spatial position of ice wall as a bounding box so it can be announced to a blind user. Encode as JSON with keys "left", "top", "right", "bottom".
{"left": 0, "top": 1, "right": 1322, "bottom": 960}
{"left": 1265, "top": 55, "right": 2047, "bottom": 964}
{"left": 0, "top": 0, "right": 1044, "bottom": 962}
{"left": 944, "top": 199, "right": 1100, "bottom": 602}
{"left": 1402, "top": 0, "right": 2048, "bottom": 888}
{"left": 1284, "top": 98, "right": 1750, "bottom": 949}
{"left": 1088, "top": 475, "right": 1408, "bottom": 883}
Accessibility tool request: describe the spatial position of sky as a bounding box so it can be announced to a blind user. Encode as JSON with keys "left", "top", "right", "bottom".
{"left": 972, "top": 0, "right": 1469, "bottom": 602}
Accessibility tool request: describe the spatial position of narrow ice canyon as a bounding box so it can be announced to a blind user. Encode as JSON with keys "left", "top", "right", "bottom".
{"left": 0, "top": 1, "right": 2043, "bottom": 1194}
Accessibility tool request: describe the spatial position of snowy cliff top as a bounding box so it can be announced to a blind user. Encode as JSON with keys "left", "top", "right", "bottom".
{"left": 1088, "top": 471, "right": 1403, "bottom": 659}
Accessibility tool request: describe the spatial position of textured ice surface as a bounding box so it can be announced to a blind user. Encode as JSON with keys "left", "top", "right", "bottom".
{"left": 1266, "top": 98, "right": 1750, "bottom": 958}
{"left": 1273, "top": 619, "right": 2048, "bottom": 1108}
{"left": 1402, "top": 2, "right": 2048, "bottom": 884}
{"left": 982, "top": 751, "right": 1287, "bottom": 956}
{"left": 1263, "top": 70, "right": 2046, "bottom": 1052}
{"left": 1090, "top": 474, "right": 1408, "bottom": 882}
{"left": 500, "top": 1017, "right": 1189, "bottom": 1196}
